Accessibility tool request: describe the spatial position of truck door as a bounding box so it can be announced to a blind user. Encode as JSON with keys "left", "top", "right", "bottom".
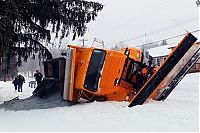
{"left": 84, "top": 49, "right": 106, "bottom": 92}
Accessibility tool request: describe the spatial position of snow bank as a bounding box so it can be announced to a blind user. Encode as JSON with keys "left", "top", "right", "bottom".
{"left": 0, "top": 73, "right": 199, "bottom": 132}
{"left": 0, "top": 77, "right": 34, "bottom": 103}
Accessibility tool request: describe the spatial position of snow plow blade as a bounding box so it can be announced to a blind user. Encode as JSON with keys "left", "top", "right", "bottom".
{"left": 156, "top": 42, "right": 200, "bottom": 101}
{"left": 128, "top": 32, "right": 197, "bottom": 107}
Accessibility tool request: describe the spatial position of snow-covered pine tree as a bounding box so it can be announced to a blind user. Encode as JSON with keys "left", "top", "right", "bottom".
{"left": 0, "top": 0, "right": 103, "bottom": 73}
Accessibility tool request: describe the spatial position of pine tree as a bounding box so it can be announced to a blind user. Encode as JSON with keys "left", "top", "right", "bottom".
{"left": 0, "top": 0, "right": 103, "bottom": 72}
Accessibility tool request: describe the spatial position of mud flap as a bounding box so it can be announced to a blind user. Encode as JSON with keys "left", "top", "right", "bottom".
{"left": 128, "top": 33, "right": 197, "bottom": 107}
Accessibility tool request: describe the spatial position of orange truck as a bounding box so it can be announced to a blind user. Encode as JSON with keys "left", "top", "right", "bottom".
{"left": 33, "top": 32, "right": 199, "bottom": 107}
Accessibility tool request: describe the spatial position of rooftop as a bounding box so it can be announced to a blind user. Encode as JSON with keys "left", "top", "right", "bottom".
{"left": 148, "top": 44, "right": 177, "bottom": 57}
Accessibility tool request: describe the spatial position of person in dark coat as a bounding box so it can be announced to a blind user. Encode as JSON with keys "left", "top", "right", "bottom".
{"left": 12, "top": 76, "right": 19, "bottom": 91}
{"left": 34, "top": 70, "right": 43, "bottom": 87}
{"left": 18, "top": 74, "right": 25, "bottom": 92}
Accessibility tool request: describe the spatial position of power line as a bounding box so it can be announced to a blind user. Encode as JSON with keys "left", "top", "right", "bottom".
{"left": 146, "top": 17, "right": 198, "bottom": 36}
{"left": 135, "top": 29, "right": 200, "bottom": 47}
{"left": 106, "top": 29, "right": 199, "bottom": 49}
{"left": 108, "top": 17, "right": 198, "bottom": 47}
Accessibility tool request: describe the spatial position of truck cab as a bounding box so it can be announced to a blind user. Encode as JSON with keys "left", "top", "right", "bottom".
{"left": 69, "top": 45, "right": 146, "bottom": 102}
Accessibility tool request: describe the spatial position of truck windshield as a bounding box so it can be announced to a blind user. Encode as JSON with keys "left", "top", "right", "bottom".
{"left": 84, "top": 49, "right": 106, "bottom": 92}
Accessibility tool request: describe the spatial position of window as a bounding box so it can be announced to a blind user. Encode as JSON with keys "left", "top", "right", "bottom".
{"left": 157, "top": 58, "right": 160, "bottom": 66}
{"left": 84, "top": 49, "right": 106, "bottom": 92}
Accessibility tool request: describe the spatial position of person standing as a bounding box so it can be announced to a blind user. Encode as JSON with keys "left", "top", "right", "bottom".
{"left": 12, "top": 76, "right": 19, "bottom": 91}
{"left": 34, "top": 70, "right": 43, "bottom": 87}
{"left": 18, "top": 74, "right": 25, "bottom": 92}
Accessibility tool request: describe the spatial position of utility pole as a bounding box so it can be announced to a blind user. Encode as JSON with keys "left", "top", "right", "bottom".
{"left": 79, "top": 39, "right": 88, "bottom": 47}
{"left": 197, "top": 0, "right": 200, "bottom": 40}
{"left": 196, "top": 0, "right": 200, "bottom": 6}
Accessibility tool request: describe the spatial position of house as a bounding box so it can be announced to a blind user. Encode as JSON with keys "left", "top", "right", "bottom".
{"left": 149, "top": 43, "right": 200, "bottom": 73}
{"left": 148, "top": 44, "right": 172, "bottom": 67}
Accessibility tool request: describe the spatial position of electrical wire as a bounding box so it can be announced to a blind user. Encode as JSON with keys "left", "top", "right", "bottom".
{"left": 108, "top": 17, "right": 199, "bottom": 47}
{"left": 107, "top": 29, "right": 199, "bottom": 49}
{"left": 135, "top": 29, "right": 199, "bottom": 47}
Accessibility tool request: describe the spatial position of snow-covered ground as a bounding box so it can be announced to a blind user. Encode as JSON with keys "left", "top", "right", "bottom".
{"left": 0, "top": 73, "right": 199, "bottom": 132}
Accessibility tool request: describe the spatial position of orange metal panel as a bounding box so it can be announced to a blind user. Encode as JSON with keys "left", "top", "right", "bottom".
{"left": 99, "top": 51, "right": 126, "bottom": 95}
{"left": 74, "top": 48, "right": 93, "bottom": 90}
{"left": 121, "top": 48, "right": 142, "bottom": 62}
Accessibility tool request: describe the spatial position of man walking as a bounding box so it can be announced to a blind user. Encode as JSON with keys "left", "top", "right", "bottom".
{"left": 12, "top": 76, "right": 19, "bottom": 91}
{"left": 18, "top": 74, "right": 25, "bottom": 92}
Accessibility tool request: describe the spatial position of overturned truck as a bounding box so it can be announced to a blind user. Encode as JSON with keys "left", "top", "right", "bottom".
{"left": 33, "top": 32, "right": 199, "bottom": 107}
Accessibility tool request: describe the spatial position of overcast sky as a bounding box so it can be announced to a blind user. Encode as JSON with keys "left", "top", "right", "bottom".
{"left": 67, "top": 0, "right": 199, "bottom": 48}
